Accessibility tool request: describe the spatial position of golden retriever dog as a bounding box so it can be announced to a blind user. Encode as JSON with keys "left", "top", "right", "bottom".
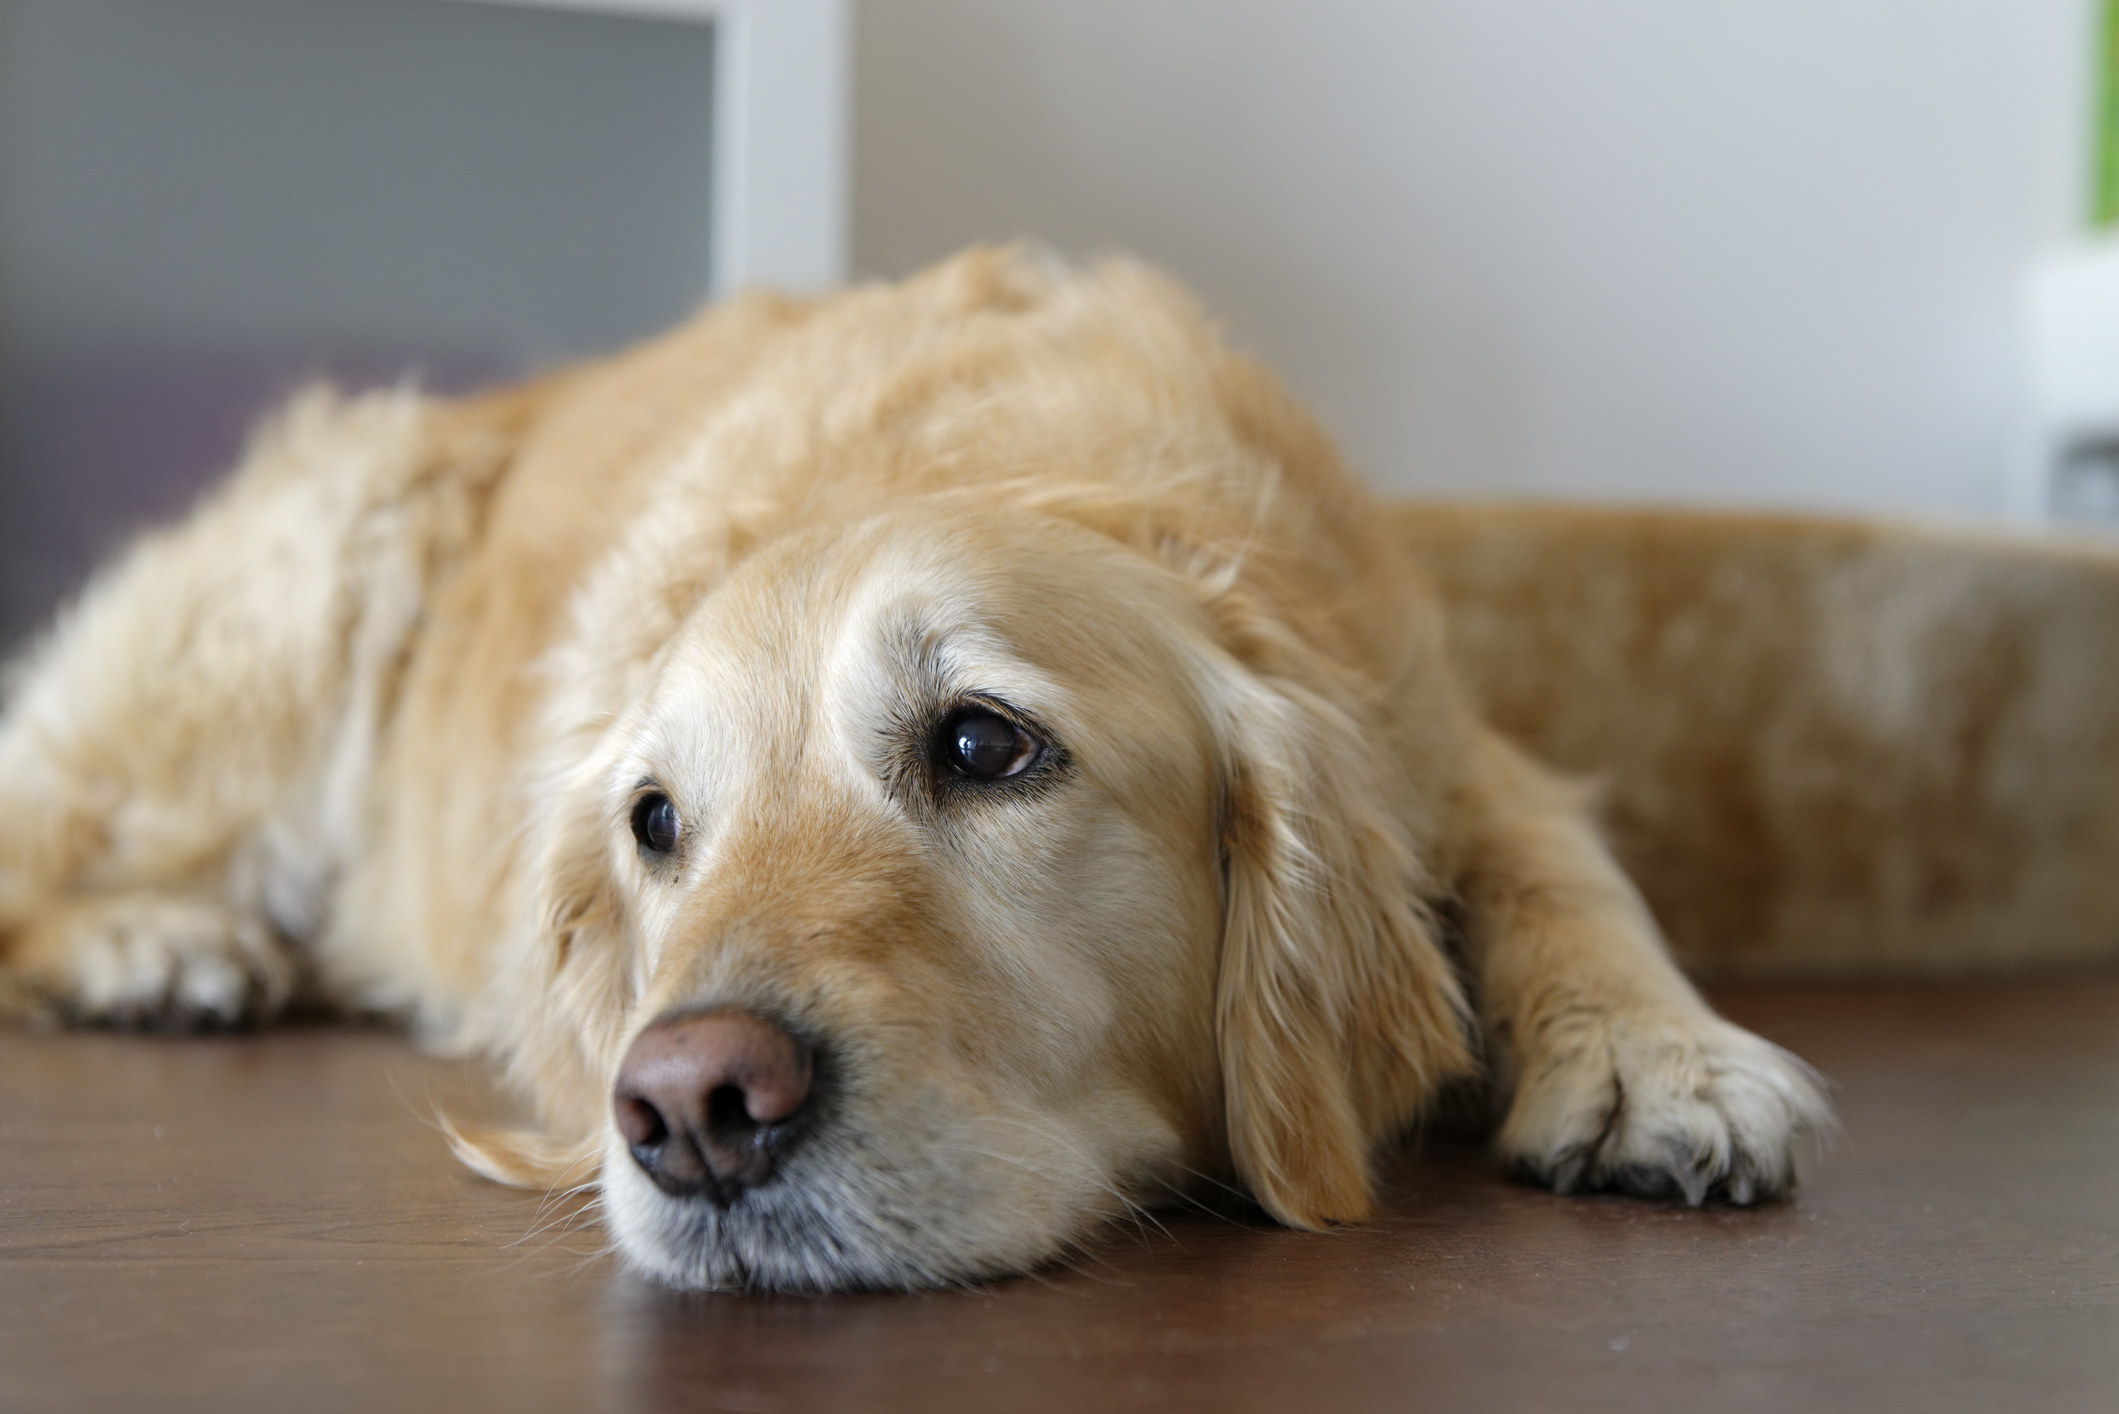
{"left": 0, "top": 247, "right": 1827, "bottom": 1290}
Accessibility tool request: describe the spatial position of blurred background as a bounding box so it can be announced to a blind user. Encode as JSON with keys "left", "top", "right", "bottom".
{"left": 2, "top": 0, "right": 2114, "bottom": 649}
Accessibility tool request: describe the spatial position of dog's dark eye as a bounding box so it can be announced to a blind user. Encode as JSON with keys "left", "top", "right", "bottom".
{"left": 940, "top": 708, "right": 1040, "bottom": 781}
{"left": 631, "top": 793, "right": 682, "bottom": 854}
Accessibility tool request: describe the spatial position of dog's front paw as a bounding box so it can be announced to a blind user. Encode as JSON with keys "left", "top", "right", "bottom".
{"left": 4, "top": 896, "right": 296, "bottom": 1029}
{"left": 1499, "top": 1011, "right": 1829, "bottom": 1206}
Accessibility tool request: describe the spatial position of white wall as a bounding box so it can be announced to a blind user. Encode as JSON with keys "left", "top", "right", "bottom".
{"left": 854, "top": 0, "right": 2091, "bottom": 519}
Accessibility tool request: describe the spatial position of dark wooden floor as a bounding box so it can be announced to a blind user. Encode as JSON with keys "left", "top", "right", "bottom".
{"left": 4, "top": 980, "right": 2116, "bottom": 1413}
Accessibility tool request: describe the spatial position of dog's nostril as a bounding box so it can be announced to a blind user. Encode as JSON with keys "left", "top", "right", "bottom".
{"left": 611, "top": 1010, "right": 814, "bottom": 1203}
{"left": 705, "top": 1083, "right": 754, "bottom": 1138}
{"left": 614, "top": 1093, "right": 669, "bottom": 1148}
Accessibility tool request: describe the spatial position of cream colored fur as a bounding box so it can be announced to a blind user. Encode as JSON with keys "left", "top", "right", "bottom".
{"left": 1, "top": 248, "right": 1827, "bottom": 1290}
{"left": 1401, "top": 503, "right": 2119, "bottom": 980}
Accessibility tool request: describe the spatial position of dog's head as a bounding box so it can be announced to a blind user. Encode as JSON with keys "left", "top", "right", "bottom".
{"left": 453, "top": 250, "right": 1472, "bottom": 1289}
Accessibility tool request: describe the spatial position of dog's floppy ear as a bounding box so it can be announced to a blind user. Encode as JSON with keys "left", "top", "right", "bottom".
{"left": 439, "top": 1114, "right": 599, "bottom": 1190}
{"left": 446, "top": 762, "right": 638, "bottom": 1186}
{"left": 517, "top": 766, "right": 640, "bottom": 1083}
{"left": 1203, "top": 595, "right": 1474, "bottom": 1228}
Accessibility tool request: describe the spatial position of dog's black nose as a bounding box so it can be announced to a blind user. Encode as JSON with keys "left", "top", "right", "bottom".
{"left": 613, "top": 1011, "right": 812, "bottom": 1203}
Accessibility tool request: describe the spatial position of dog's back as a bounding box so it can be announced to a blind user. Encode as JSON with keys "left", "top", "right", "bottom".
{"left": 1403, "top": 502, "right": 2119, "bottom": 978}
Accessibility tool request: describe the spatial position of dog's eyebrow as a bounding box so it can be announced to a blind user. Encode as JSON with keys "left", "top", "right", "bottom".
{"left": 882, "top": 612, "right": 957, "bottom": 701}
{"left": 884, "top": 612, "right": 941, "bottom": 664}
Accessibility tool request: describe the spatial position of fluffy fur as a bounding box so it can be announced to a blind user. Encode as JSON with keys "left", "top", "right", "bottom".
{"left": 1402, "top": 503, "right": 2119, "bottom": 980}
{"left": 0, "top": 248, "right": 1828, "bottom": 1290}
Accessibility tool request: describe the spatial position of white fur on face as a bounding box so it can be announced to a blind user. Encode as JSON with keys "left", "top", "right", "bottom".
{"left": 586, "top": 516, "right": 1225, "bottom": 1290}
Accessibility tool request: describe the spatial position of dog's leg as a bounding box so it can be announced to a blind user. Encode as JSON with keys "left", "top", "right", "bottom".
{"left": 0, "top": 390, "right": 451, "bottom": 1027}
{"left": 1451, "top": 734, "right": 1829, "bottom": 1205}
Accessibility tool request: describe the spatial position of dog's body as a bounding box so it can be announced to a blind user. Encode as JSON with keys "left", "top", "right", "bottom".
{"left": 0, "top": 249, "right": 1826, "bottom": 1290}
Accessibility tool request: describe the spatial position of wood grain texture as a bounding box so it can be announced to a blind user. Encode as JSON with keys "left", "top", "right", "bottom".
{"left": 4, "top": 981, "right": 2117, "bottom": 1413}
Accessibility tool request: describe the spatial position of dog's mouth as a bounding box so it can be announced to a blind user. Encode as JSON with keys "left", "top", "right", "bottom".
{"left": 597, "top": 1078, "right": 1145, "bottom": 1293}
{"left": 606, "top": 1146, "right": 910, "bottom": 1291}
{"left": 600, "top": 1120, "right": 1016, "bottom": 1293}
{"left": 592, "top": 994, "right": 1182, "bottom": 1292}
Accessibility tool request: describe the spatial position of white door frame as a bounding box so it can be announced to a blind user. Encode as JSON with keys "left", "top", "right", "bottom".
{"left": 449, "top": 0, "right": 848, "bottom": 296}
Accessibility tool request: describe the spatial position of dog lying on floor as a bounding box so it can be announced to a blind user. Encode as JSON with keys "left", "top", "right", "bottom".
{"left": 0, "top": 247, "right": 1826, "bottom": 1290}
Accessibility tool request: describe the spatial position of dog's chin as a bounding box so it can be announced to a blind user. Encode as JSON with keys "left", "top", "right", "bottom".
{"left": 598, "top": 1118, "right": 1127, "bottom": 1293}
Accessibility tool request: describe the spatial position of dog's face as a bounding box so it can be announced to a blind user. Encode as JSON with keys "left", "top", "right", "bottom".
{"left": 462, "top": 258, "right": 1474, "bottom": 1290}
{"left": 490, "top": 483, "right": 1469, "bottom": 1290}
{"left": 565, "top": 508, "right": 1238, "bottom": 1287}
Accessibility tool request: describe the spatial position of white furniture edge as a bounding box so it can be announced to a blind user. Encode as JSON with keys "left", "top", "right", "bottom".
{"left": 446, "top": 0, "right": 848, "bottom": 297}
{"left": 2012, "top": 238, "right": 2119, "bottom": 523}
